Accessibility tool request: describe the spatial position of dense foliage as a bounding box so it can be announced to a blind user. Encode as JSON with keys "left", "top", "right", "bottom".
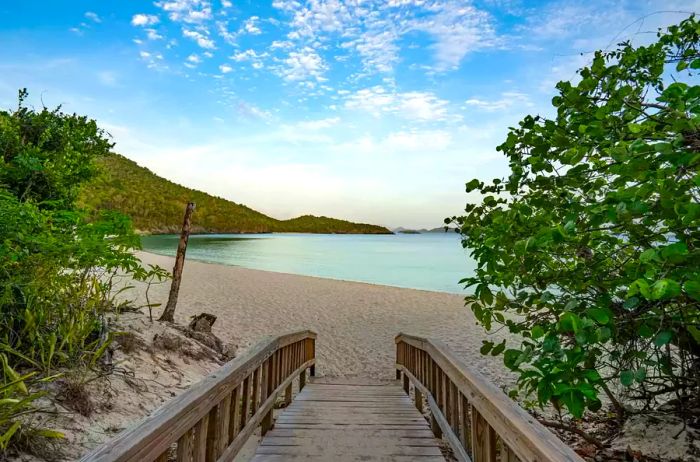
{"left": 0, "top": 91, "right": 162, "bottom": 451}
{"left": 79, "top": 153, "right": 392, "bottom": 235}
{"left": 452, "top": 17, "right": 700, "bottom": 420}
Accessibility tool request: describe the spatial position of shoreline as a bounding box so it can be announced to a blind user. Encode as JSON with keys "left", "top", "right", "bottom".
{"left": 132, "top": 251, "right": 515, "bottom": 386}
{"left": 139, "top": 249, "right": 467, "bottom": 296}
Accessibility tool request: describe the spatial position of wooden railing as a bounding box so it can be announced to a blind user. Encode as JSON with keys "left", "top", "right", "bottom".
{"left": 82, "top": 330, "right": 317, "bottom": 462}
{"left": 395, "top": 333, "right": 583, "bottom": 462}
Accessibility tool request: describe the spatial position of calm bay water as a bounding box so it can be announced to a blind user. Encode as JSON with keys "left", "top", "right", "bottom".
{"left": 140, "top": 233, "right": 474, "bottom": 294}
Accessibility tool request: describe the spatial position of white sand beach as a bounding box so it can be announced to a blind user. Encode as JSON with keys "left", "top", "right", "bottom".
{"left": 134, "top": 251, "right": 515, "bottom": 387}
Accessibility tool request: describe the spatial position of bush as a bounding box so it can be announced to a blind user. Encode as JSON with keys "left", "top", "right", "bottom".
{"left": 0, "top": 90, "right": 167, "bottom": 452}
{"left": 451, "top": 16, "right": 700, "bottom": 419}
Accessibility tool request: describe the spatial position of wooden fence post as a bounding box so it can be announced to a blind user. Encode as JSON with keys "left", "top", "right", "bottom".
{"left": 159, "top": 201, "right": 195, "bottom": 322}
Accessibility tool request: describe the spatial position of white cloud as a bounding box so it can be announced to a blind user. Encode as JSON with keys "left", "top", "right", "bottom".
{"left": 217, "top": 21, "right": 238, "bottom": 45}
{"left": 156, "top": 0, "right": 212, "bottom": 23}
{"left": 279, "top": 47, "right": 327, "bottom": 82}
{"left": 409, "top": 2, "right": 498, "bottom": 71}
{"left": 270, "top": 40, "right": 292, "bottom": 50}
{"left": 230, "top": 49, "right": 267, "bottom": 69}
{"left": 243, "top": 16, "right": 262, "bottom": 35}
{"left": 272, "top": 0, "right": 497, "bottom": 75}
{"left": 384, "top": 130, "right": 452, "bottom": 152}
{"left": 219, "top": 64, "right": 233, "bottom": 73}
{"left": 146, "top": 28, "right": 164, "bottom": 40}
{"left": 187, "top": 54, "right": 201, "bottom": 63}
{"left": 221, "top": 0, "right": 232, "bottom": 7}
{"left": 464, "top": 92, "right": 532, "bottom": 111}
{"left": 85, "top": 12, "right": 101, "bottom": 23}
{"left": 295, "top": 117, "right": 340, "bottom": 130}
{"left": 132, "top": 14, "right": 160, "bottom": 26}
{"left": 344, "top": 86, "right": 453, "bottom": 122}
{"left": 183, "top": 29, "right": 215, "bottom": 48}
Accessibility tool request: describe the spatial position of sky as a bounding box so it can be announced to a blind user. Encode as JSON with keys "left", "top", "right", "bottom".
{"left": 0, "top": 1, "right": 697, "bottom": 229}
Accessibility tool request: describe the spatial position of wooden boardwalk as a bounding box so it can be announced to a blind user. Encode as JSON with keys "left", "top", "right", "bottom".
{"left": 251, "top": 381, "right": 447, "bottom": 461}
{"left": 82, "top": 331, "right": 584, "bottom": 462}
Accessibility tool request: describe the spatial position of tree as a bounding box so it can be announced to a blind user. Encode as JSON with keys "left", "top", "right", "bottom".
{"left": 450, "top": 16, "right": 700, "bottom": 420}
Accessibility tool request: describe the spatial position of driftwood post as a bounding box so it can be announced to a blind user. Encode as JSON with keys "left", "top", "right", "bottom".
{"left": 159, "top": 202, "right": 195, "bottom": 322}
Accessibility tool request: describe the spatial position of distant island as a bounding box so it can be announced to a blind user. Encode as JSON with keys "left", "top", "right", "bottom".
{"left": 393, "top": 226, "right": 457, "bottom": 234}
{"left": 78, "top": 154, "right": 392, "bottom": 235}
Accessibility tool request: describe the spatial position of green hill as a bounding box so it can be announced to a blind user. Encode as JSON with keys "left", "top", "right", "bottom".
{"left": 78, "top": 154, "right": 392, "bottom": 235}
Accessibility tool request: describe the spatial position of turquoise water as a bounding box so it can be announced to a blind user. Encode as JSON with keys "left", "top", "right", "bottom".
{"left": 140, "top": 233, "right": 474, "bottom": 294}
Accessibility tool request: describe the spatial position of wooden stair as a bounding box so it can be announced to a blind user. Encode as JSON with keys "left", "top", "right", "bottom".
{"left": 252, "top": 381, "right": 446, "bottom": 461}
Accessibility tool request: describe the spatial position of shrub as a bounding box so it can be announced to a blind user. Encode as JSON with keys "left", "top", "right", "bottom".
{"left": 451, "top": 16, "right": 700, "bottom": 419}
{"left": 0, "top": 90, "right": 168, "bottom": 452}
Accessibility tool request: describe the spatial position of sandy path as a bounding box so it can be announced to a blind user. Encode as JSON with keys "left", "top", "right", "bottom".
{"left": 133, "top": 252, "right": 515, "bottom": 387}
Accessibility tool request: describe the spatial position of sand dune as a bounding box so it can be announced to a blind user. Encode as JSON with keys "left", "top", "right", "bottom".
{"left": 134, "top": 251, "right": 515, "bottom": 387}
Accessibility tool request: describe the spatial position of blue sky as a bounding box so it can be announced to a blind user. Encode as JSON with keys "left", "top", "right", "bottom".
{"left": 0, "top": 1, "right": 696, "bottom": 228}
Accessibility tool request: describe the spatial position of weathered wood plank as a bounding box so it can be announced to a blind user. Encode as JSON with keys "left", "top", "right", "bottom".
{"left": 175, "top": 429, "right": 192, "bottom": 462}
{"left": 253, "top": 382, "right": 446, "bottom": 462}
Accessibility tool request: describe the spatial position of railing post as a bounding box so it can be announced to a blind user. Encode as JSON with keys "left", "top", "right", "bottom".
{"left": 305, "top": 337, "right": 316, "bottom": 377}
{"left": 402, "top": 373, "right": 409, "bottom": 394}
{"left": 299, "top": 369, "right": 306, "bottom": 390}
{"left": 261, "top": 358, "right": 274, "bottom": 436}
{"left": 414, "top": 387, "right": 423, "bottom": 413}
{"left": 430, "top": 412, "right": 442, "bottom": 439}
{"left": 284, "top": 383, "right": 293, "bottom": 406}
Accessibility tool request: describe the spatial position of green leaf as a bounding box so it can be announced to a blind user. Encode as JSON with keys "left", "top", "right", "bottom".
{"left": 560, "top": 390, "right": 586, "bottom": 418}
{"left": 531, "top": 325, "right": 545, "bottom": 339}
{"left": 503, "top": 349, "right": 522, "bottom": 370}
{"left": 660, "top": 242, "right": 688, "bottom": 260}
{"left": 623, "top": 297, "right": 640, "bottom": 310}
{"left": 650, "top": 279, "right": 681, "bottom": 300}
{"left": 654, "top": 330, "right": 673, "bottom": 347}
{"left": 629, "top": 279, "right": 651, "bottom": 299}
{"left": 620, "top": 370, "right": 634, "bottom": 387}
{"left": 684, "top": 280, "right": 700, "bottom": 301}
{"left": 466, "top": 179, "right": 480, "bottom": 192}
{"left": 480, "top": 341, "right": 493, "bottom": 355}
{"left": 628, "top": 123, "right": 643, "bottom": 133}
{"left": 587, "top": 308, "right": 610, "bottom": 325}
{"left": 558, "top": 312, "right": 580, "bottom": 333}
{"left": 491, "top": 340, "right": 506, "bottom": 356}
{"left": 639, "top": 249, "right": 658, "bottom": 263}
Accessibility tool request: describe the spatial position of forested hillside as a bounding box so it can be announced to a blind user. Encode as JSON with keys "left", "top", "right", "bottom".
{"left": 78, "top": 154, "right": 391, "bottom": 234}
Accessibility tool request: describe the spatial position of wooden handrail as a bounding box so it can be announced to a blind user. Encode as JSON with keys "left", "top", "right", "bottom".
{"left": 82, "top": 330, "right": 317, "bottom": 462}
{"left": 395, "top": 333, "right": 584, "bottom": 462}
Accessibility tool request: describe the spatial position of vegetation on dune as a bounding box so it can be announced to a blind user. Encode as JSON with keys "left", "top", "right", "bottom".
{"left": 78, "top": 153, "right": 392, "bottom": 235}
{"left": 0, "top": 90, "right": 167, "bottom": 454}
{"left": 452, "top": 14, "right": 700, "bottom": 434}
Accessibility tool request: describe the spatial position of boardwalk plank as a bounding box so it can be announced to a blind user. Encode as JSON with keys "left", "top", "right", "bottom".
{"left": 253, "top": 381, "right": 446, "bottom": 461}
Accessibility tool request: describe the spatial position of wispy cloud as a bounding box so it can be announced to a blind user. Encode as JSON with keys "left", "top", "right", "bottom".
{"left": 182, "top": 28, "right": 215, "bottom": 48}
{"left": 85, "top": 12, "right": 101, "bottom": 23}
{"left": 344, "top": 86, "right": 455, "bottom": 122}
{"left": 464, "top": 92, "right": 532, "bottom": 111}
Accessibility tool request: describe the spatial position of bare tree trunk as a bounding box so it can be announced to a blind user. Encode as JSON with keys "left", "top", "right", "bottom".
{"left": 159, "top": 202, "right": 195, "bottom": 323}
